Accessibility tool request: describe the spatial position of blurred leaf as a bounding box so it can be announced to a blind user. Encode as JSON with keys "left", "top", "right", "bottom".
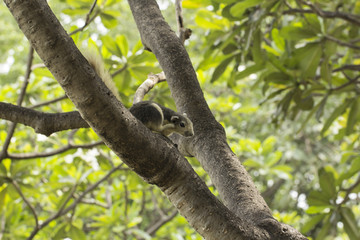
{"left": 235, "top": 64, "right": 263, "bottom": 81}
{"left": 346, "top": 98, "right": 360, "bottom": 135}
{"left": 340, "top": 207, "right": 360, "bottom": 240}
{"left": 265, "top": 151, "right": 282, "bottom": 167}
{"left": 307, "top": 190, "right": 331, "bottom": 206}
{"left": 302, "top": 214, "right": 325, "bottom": 233}
{"left": 230, "top": 0, "right": 262, "bottom": 17}
{"left": 315, "top": 214, "right": 332, "bottom": 240}
{"left": 261, "top": 136, "right": 276, "bottom": 155}
{"left": 100, "top": 10, "right": 120, "bottom": 29}
{"left": 116, "top": 35, "right": 129, "bottom": 59}
{"left": 281, "top": 24, "right": 318, "bottom": 41}
{"left": 243, "top": 158, "right": 262, "bottom": 168}
{"left": 318, "top": 167, "right": 336, "bottom": 200}
{"left": 271, "top": 28, "right": 285, "bottom": 52}
{"left": 265, "top": 72, "right": 292, "bottom": 85}
{"left": 69, "top": 225, "right": 86, "bottom": 240}
{"left": 321, "top": 99, "right": 352, "bottom": 135}
{"left": 252, "top": 30, "right": 264, "bottom": 64}
{"left": 101, "top": 36, "right": 122, "bottom": 57}
{"left": 211, "top": 56, "right": 234, "bottom": 82}
{"left": 338, "top": 156, "right": 360, "bottom": 186}
{"left": 296, "top": 43, "right": 322, "bottom": 78}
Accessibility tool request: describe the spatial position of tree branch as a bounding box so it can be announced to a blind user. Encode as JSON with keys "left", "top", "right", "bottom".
{"left": 27, "top": 164, "right": 122, "bottom": 239}
{"left": 128, "top": 0, "right": 306, "bottom": 239}
{"left": 8, "top": 140, "right": 103, "bottom": 160}
{"left": 0, "top": 46, "right": 34, "bottom": 161}
{"left": 0, "top": 102, "right": 89, "bottom": 136}
{"left": 3, "top": 0, "right": 306, "bottom": 239}
{"left": 283, "top": 1, "right": 360, "bottom": 26}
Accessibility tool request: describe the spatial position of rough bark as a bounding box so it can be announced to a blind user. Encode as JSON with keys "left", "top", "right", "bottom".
{"left": 3, "top": 0, "right": 307, "bottom": 239}
{"left": 0, "top": 102, "right": 88, "bottom": 136}
{"left": 127, "top": 0, "right": 306, "bottom": 239}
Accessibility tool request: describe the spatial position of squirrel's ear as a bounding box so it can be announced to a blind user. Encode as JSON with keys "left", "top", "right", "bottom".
{"left": 171, "top": 116, "right": 180, "bottom": 123}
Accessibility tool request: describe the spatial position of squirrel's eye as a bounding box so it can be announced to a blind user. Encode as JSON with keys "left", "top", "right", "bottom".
{"left": 180, "top": 123, "right": 185, "bottom": 128}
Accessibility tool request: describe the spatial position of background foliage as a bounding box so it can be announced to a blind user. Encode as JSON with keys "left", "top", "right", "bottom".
{"left": 0, "top": 0, "right": 359, "bottom": 239}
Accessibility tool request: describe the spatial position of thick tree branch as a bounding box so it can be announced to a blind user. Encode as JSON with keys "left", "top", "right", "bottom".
{"left": 0, "top": 102, "right": 89, "bottom": 136}
{"left": 128, "top": 0, "right": 306, "bottom": 239}
{"left": 3, "top": 0, "right": 264, "bottom": 239}
{"left": 4, "top": 0, "right": 306, "bottom": 239}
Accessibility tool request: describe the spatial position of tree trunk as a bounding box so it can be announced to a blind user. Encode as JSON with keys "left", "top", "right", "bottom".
{"left": 3, "top": 0, "right": 307, "bottom": 239}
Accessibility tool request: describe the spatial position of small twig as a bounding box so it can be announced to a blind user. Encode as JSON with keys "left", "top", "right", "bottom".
{"left": 29, "top": 95, "right": 68, "bottom": 109}
{"left": 111, "top": 64, "right": 128, "bottom": 78}
{"left": 339, "top": 174, "right": 360, "bottom": 205}
{"left": 10, "top": 178, "right": 39, "bottom": 229}
{"left": 175, "top": 0, "right": 192, "bottom": 44}
{"left": 78, "top": 198, "right": 109, "bottom": 209}
{"left": 0, "top": 46, "right": 34, "bottom": 162}
{"left": 69, "top": 0, "right": 100, "bottom": 35}
{"left": 324, "top": 35, "right": 360, "bottom": 50}
{"left": 133, "top": 72, "right": 166, "bottom": 104}
{"left": 27, "top": 164, "right": 123, "bottom": 240}
{"left": 329, "top": 75, "right": 360, "bottom": 92}
{"left": 333, "top": 64, "right": 360, "bottom": 72}
{"left": 284, "top": 0, "right": 360, "bottom": 26}
{"left": 9, "top": 140, "right": 103, "bottom": 160}
{"left": 146, "top": 210, "right": 178, "bottom": 236}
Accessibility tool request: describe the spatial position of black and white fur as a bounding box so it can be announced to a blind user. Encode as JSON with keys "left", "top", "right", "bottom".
{"left": 85, "top": 52, "right": 194, "bottom": 137}
{"left": 130, "top": 101, "right": 194, "bottom": 137}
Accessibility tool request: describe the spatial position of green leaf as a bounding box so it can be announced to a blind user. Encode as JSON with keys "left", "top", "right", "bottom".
{"left": 0, "top": 187, "right": 7, "bottom": 211}
{"left": 340, "top": 207, "right": 360, "bottom": 240}
{"left": 307, "top": 190, "right": 331, "bottom": 206}
{"left": 252, "top": 30, "right": 264, "bottom": 64}
{"left": 315, "top": 95, "right": 328, "bottom": 122}
{"left": 69, "top": 225, "right": 86, "bottom": 240}
{"left": 346, "top": 98, "right": 360, "bottom": 135}
{"left": 116, "top": 35, "right": 129, "bottom": 59}
{"left": 243, "top": 159, "right": 262, "bottom": 168}
{"left": 211, "top": 56, "right": 234, "bottom": 82}
{"left": 315, "top": 214, "right": 332, "bottom": 240}
{"left": 230, "top": 0, "right": 263, "bottom": 17}
{"left": 320, "top": 58, "right": 332, "bottom": 83}
{"left": 297, "top": 43, "right": 322, "bottom": 78}
{"left": 100, "top": 10, "right": 119, "bottom": 29}
{"left": 301, "top": 214, "right": 325, "bottom": 233}
{"left": 265, "top": 151, "right": 282, "bottom": 167}
{"left": 281, "top": 24, "right": 318, "bottom": 41}
{"left": 101, "top": 36, "right": 122, "bottom": 57}
{"left": 261, "top": 136, "right": 276, "bottom": 155}
{"left": 318, "top": 167, "right": 336, "bottom": 200}
{"left": 129, "top": 51, "right": 157, "bottom": 65}
{"left": 293, "top": 88, "right": 314, "bottom": 110}
{"left": 272, "top": 28, "right": 285, "bottom": 52}
{"left": 235, "top": 64, "right": 263, "bottom": 80}
{"left": 338, "top": 156, "right": 360, "bottom": 186}
{"left": 306, "top": 206, "right": 329, "bottom": 214}
{"left": 321, "top": 99, "right": 352, "bottom": 135}
{"left": 264, "top": 72, "right": 292, "bottom": 85}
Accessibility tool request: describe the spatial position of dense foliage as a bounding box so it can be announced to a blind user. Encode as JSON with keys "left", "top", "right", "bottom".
{"left": 0, "top": 0, "right": 359, "bottom": 239}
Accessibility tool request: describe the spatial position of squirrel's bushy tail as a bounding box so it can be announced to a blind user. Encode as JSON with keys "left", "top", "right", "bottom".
{"left": 83, "top": 51, "right": 121, "bottom": 100}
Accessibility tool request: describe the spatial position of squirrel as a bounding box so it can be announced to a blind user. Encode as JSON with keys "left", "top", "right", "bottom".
{"left": 85, "top": 51, "right": 194, "bottom": 137}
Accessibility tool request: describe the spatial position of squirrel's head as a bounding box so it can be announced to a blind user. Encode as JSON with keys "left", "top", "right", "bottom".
{"left": 170, "top": 113, "right": 194, "bottom": 137}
